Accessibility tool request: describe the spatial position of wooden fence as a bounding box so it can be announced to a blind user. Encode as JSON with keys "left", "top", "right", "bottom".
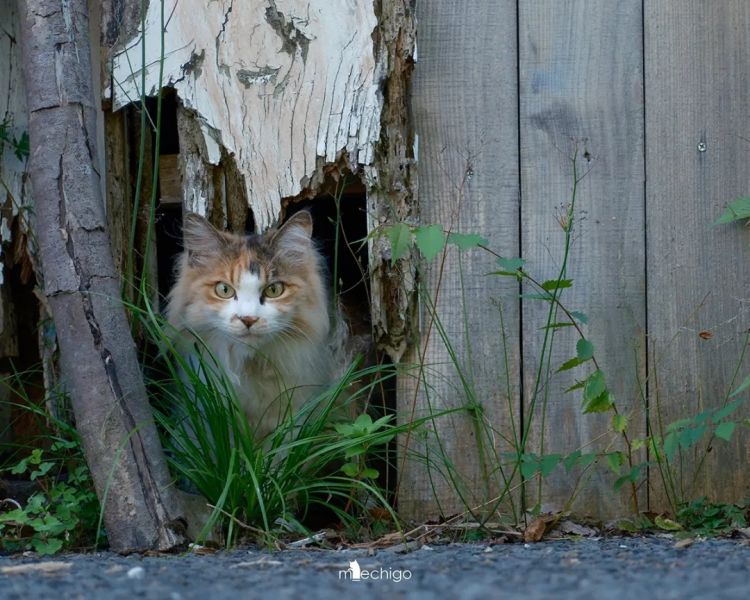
{"left": 404, "top": 0, "right": 750, "bottom": 518}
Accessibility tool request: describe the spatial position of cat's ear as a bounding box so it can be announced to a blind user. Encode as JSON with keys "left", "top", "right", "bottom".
{"left": 182, "top": 212, "right": 227, "bottom": 266}
{"left": 271, "top": 210, "right": 313, "bottom": 249}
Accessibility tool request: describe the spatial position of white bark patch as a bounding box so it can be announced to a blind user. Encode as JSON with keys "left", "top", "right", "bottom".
{"left": 110, "top": 0, "right": 382, "bottom": 228}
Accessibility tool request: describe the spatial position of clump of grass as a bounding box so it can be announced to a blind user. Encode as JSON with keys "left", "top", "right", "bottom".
{"left": 135, "top": 306, "right": 432, "bottom": 545}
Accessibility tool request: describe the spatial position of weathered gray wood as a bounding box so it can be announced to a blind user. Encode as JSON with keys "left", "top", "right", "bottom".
{"left": 519, "top": 1, "right": 647, "bottom": 518}
{"left": 18, "top": 0, "right": 185, "bottom": 552}
{"left": 402, "top": 0, "right": 521, "bottom": 519}
{"left": 645, "top": 1, "right": 750, "bottom": 509}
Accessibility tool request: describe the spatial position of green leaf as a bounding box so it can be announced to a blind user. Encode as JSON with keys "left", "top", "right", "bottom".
{"left": 30, "top": 462, "right": 54, "bottom": 481}
{"left": 612, "top": 414, "right": 628, "bottom": 433}
{"left": 715, "top": 421, "right": 736, "bottom": 441}
{"left": 563, "top": 450, "right": 581, "bottom": 473}
{"left": 557, "top": 356, "right": 583, "bottom": 373}
{"left": 519, "top": 454, "right": 540, "bottom": 479}
{"left": 31, "top": 537, "right": 64, "bottom": 555}
{"left": 654, "top": 515, "right": 683, "bottom": 531}
{"left": 448, "top": 232, "right": 488, "bottom": 250}
{"left": 678, "top": 424, "right": 706, "bottom": 449}
{"left": 496, "top": 256, "right": 524, "bottom": 271}
{"left": 14, "top": 131, "right": 30, "bottom": 161}
{"left": 386, "top": 223, "right": 412, "bottom": 263}
{"left": 564, "top": 380, "right": 586, "bottom": 393}
{"left": 341, "top": 462, "right": 359, "bottom": 477}
{"left": 713, "top": 398, "right": 745, "bottom": 422}
{"left": 614, "top": 465, "right": 643, "bottom": 491}
{"left": 541, "top": 279, "right": 573, "bottom": 291}
{"left": 0, "top": 509, "right": 29, "bottom": 524}
{"left": 606, "top": 451, "right": 624, "bottom": 475}
{"left": 334, "top": 423, "right": 355, "bottom": 436}
{"left": 344, "top": 445, "right": 367, "bottom": 459}
{"left": 584, "top": 371, "right": 606, "bottom": 402}
{"left": 729, "top": 373, "right": 750, "bottom": 398}
{"left": 539, "top": 454, "right": 562, "bottom": 478}
{"left": 578, "top": 452, "right": 598, "bottom": 469}
{"left": 414, "top": 225, "right": 447, "bottom": 261}
{"left": 353, "top": 413, "right": 373, "bottom": 432}
{"left": 576, "top": 339, "right": 594, "bottom": 361}
{"left": 570, "top": 311, "right": 588, "bottom": 324}
{"left": 361, "top": 468, "right": 379, "bottom": 479}
{"left": 713, "top": 196, "right": 750, "bottom": 225}
{"left": 520, "top": 293, "right": 551, "bottom": 301}
{"left": 583, "top": 390, "right": 613, "bottom": 414}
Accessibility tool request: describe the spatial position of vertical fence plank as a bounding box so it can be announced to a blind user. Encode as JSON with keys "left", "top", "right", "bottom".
{"left": 401, "top": 1, "right": 521, "bottom": 519}
{"left": 519, "top": 1, "right": 646, "bottom": 517}
{"left": 645, "top": 1, "right": 750, "bottom": 509}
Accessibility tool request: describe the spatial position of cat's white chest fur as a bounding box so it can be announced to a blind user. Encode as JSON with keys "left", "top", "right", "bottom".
{"left": 205, "top": 332, "right": 335, "bottom": 440}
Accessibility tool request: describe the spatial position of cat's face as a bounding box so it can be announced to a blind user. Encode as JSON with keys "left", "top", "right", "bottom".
{"left": 168, "top": 211, "right": 329, "bottom": 347}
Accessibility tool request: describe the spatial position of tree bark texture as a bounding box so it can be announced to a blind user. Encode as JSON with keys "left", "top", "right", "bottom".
{"left": 18, "top": 0, "right": 184, "bottom": 552}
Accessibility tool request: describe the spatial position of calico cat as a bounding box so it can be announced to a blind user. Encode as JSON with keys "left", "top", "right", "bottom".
{"left": 166, "top": 210, "right": 343, "bottom": 441}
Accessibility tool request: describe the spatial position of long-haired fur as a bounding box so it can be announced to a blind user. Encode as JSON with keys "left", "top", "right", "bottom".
{"left": 167, "top": 210, "right": 343, "bottom": 440}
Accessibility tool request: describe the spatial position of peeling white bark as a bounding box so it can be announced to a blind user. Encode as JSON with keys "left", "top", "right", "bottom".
{"left": 110, "top": 0, "right": 383, "bottom": 228}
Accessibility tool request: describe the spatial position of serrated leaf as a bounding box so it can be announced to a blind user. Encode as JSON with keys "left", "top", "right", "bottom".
{"left": 496, "top": 256, "right": 525, "bottom": 271}
{"left": 715, "top": 421, "right": 736, "bottom": 441}
{"left": 713, "top": 196, "right": 750, "bottom": 225}
{"left": 654, "top": 515, "right": 683, "bottom": 531}
{"left": 612, "top": 414, "right": 628, "bottom": 433}
{"left": 541, "top": 279, "right": 573, "bottom": 291}
{"left": 584, "top": 371, "right": 606, "bottom": 402}
{"left": 448, "top": 232, "right": 488, "bottom": 250}
{"left": 576, "top": 339, "right": 594, "bottom": 361}
{"left": 557, "top": 356, "right": 583, "bottom": 373}
{"left": 564, "top": 380, "right": 586, "bottom": 393}
{"left": 729, "top": 373, "right": 750, "bottom": 398}
{"left": 32, "top": 537, "right": 64, "bottom": 555}
{"left": 414, "top": 225, "right": 447, "bottom": 261}
{"left": 584, "top": 390, "right": 613, "bottom": 414}
{"left": 570, "top": 311, "right": 588, "bottom": 324}
{"left": 606, "top": 451, "right": 624, "bottom": 475}
{"left": 386, "top": 223, "right": 412, "bottom": 263}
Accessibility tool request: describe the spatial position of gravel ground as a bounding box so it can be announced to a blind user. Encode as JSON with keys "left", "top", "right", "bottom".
{"left": 1, "top": 537, "right": 749, "bottom": 599}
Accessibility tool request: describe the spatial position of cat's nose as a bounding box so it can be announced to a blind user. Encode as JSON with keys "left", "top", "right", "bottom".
{"left": 238, "top": 315, "right": 259, "bottom": 328}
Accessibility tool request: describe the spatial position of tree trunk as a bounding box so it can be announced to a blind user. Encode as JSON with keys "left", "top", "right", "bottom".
{"left": 18, "top": 0, "right": 184, "bottom": 552}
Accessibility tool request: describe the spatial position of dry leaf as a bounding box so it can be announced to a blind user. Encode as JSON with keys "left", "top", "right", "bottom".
{"left": 524, "top": 517, "right": 548, "bottom": 543}
{"left": 698, "top": 330, "right": 713, "bottom": 340}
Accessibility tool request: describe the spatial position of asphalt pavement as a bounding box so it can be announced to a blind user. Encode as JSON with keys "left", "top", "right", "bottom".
{"left": 1, "top": 537, "right": 749, "bottom": 599}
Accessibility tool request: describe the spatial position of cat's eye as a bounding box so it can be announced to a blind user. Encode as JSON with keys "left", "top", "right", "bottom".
{"left": 214, "top": 282, "right": 235, "bottom": 299}
{"left": 263, "top": 282, "right": 285, "bottom": 298}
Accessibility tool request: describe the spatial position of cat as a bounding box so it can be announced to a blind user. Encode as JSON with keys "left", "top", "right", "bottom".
{"left": 166, "top": 210, "right": 345, "bottom": 441}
